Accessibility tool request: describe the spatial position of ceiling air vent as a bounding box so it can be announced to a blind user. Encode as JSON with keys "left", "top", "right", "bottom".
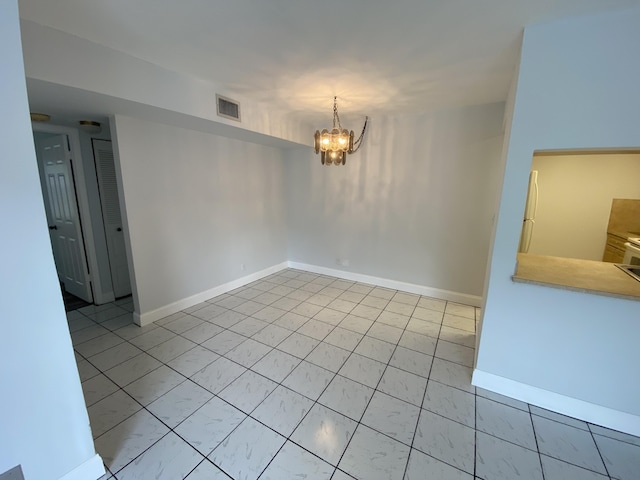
{"left": 216, "top": 94, "right": 241, "bottom": 121}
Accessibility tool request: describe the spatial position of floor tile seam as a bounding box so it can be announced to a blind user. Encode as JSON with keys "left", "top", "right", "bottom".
{"left": 440, "top": 321, "right": 477, "bottom": 335}
{"left": 104, "top": 428, "right": 176, "bottom": 476}
{"left": 80, "top": 339, "right": 147, "bottom": 375}
{"left": 587, "top": 424, "right": 640, "bottom": 448}
{"left": 588, "top": 421, "right": 613, "bottom": 478}
{"left": 427, "top": 376, "right": 476, "bottom": 396}
{"left": 474, "top": 421, "right": 544, "bottom": 455}
{"left": 538, "top": 453, "right": 613, "bottom": 479}
{"left": 528, "top": 409, "right": 590, "bottom": 432}
{"left": 521, "top": 406, "right": 545, "bottom": 480}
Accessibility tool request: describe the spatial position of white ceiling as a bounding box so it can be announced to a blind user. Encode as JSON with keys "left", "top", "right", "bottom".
{"left": 18, "top": 0, "right": 640, "bottom": 123}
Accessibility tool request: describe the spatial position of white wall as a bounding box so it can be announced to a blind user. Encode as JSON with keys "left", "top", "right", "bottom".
{"left": 286, "top": 103, "right": 505, "bottom": 300}
{"left": 529, "top": 153, "right": 640, "bottom": 260}
{"left": 112, "top": 115, "right": 288, "bottom": 322}
{"left": 476, "top": 7, "right": 640, "bottom": 434}
{"left": 0, "top": 2, "right": 102, "bottom": 479}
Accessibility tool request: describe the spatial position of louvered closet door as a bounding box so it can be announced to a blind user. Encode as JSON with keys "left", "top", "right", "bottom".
{"left": 93, "top": 139, "right": 131, "bottom": 298}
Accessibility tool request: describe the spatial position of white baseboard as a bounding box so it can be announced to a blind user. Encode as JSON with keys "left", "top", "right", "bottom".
{"left": 288, "top": 262, "right": 482, "bottom": 307}
{"left": 58, "top": 454, "right": 104, "bottom": 480}
{"left": 135, "top": 262, "right": 289, "bottom": 326}
{"left": 472, "top": 369, "right": 640, "bottom": 437}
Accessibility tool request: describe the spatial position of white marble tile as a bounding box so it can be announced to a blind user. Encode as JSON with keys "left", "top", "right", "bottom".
{"left": 189, "top": 304, "right": 227, "bottom": 321}
{"left": 209, "top": 417, "right": 285, "bottom": 480}
{"left": 87, "top": 389, "right": 142, "bottom": 438}
{"left": 417, "top": 296, "right": 447, "bottom": 312}
{"left": 354, "top": 336, "right": 396, "bottom": 363}
{"left": 338, "top": 315, "right": 374, "bottom": 334}
{"left": 179, "top": 323, "right": 224, "bottom": 344}
{"left": 339, "top": 291, "right": 366, "bottom": 304}
{"left": 286, "top": 289, "right": 315, "bottom": 302}
{"left": 442, "top": 314, "right": 475, "bottom": 333}
{"left": 100, "top": 313, "right": 134, "bottom": 331}
{"left": 229, "top": 317, "right": 269, "bottom": 337}
{"left": 434, "top": 340, "right": 474, "bottom": 368}
{"left": 327, "top": 298, "right": 358, "bottom": 314}
{"left": 319, "top": 286, "right": 345, "bottom": 299}
{"left": 291, "top": 404, "right": 357, "bottom": 466}
{"left": 123, "top": 365, "right": 186, "bottom": 406}
{"left": 260, "top": 441, "right": 334, "bottom": 480}
{"left": 398, "top": 331, "right": 437, "bottom": 356}
{"left": 209, "top": 310, "right": 247, "bottom": 329}
{"left": 439, "top": 326, "right": 476, "bottom": 349}
{"left": 69, "top": 316, "right": 97, "bottom": 334}
{"left": 338, "top": 354, "right": 386, "bottom": 389}
{"left": 104, "top": 353, "right": 162, "bottom": 387}
{"left": 476, "top": 387, "right": 528, "bottom": 411}
{"left": 389, "top": 346, "right": 433, "bottom": 378}
{"left": 75, "top": 332, "right": 125, "bottom": 357}
{"left": 128, "top": 327, "right": 176, "bottom": 351}
{"left": 476, "top": 396, "right": 537, "bottom": 449}
{"left": 146, "top": 380, "right": 213, "bottom": 428}
{"left": 324, "top": 328, "right": 363, "bottom": 351}
{"left": 306, "top": 342, "right": 351, "bottom": 373}
{"left": 250, "top": 324, "right": 292, "bottom": 347}
{"left": 405, "top": 319, "right": 441, "bottom": 338}
{"left": 253, "top": 291, "right": 281, "bottom": 305}
{"left": 191, "top": 357, "right": 246, "bottom": 394}
{"left": 82, "top": 373, "right": 119, "bottom": 407}
{"left": 297, "top": 319, "right": 336, "bottom": 340}
{"left": 594, "top": 433, "right": 640, "bottom": 480}
{"left": 422, "top": 380, "right": 475, "bottom": 428}
{"left": 313, "top": 308, "right": 348, "bottom": 326}
{"left": 89, "top": 342, "right": 142, "bottom": 371}
{"left": 412, "top": 306, "right": 445, "bottom": 323}
{"left": 95, "top": 409, "right": 169, "bottom": 473}
{"left": 369, "top": 287, "right": 396, "bottom": 300}
{"left": 252, "top": 385, "right": 314, "bottom": 436}
{"left": 378, "top": 366, "right": 427, "bottom": 406}
{"left": 339, "top": 424, "right": 410, "bottom": 480}
{"left": 117, "top": 432, "right": 203, "bottom": 480}
{"left": 113, "top": 322, "right": 158, "bottom": 341}
{"left": 147, "top": 336, "right": 197, "bottom": 363}
{"left": 273, "top": 311, "right": 310, "bottom": 330}
{"left": 541, "top": 455, "right": 608, "bottom": 480}
{"left": 318, "top": 375, "right": 374, "bottom": 421}
{"left": 357, "top": 297, "right": 387, "bottom": 312}
{"left": 282, "top": 361, "right": 334, "bottom": 400}
{"left": 366, "top": 323, "right": 403, "bottom": 344}
{"left": 185, "top": 459, "right": 231, "bottom": 479}
{"left": 252, "top": 306, "right": 288, "bottom": 323}
{"left": 392, "top": 292, "right": 419, "bottom": 306}
{"left": 202, "top": 330, "right": 246, "bottom": 355}
{"left": 330, "top": 279, "right": 355, "bottom": 290}
{"left": 532, "top": 415, "right": 606, "bottom": 474}
{"left": 218, "top": 370, "right": 277, "bottom": 414}
{"left": 277, "top": 332, "right": 320, "bottom": 358}
{"left": 214, "top": 295, "right": 246, "bottom": 310}
{"left": 413, "top": 410, "right": 475, "bottom": 474}
{"left": 269, "top": 284, "right": 297, "bottom": 297}
{"left": 224, "top": 338, "right": 272, "bottom": 368}
{"left": 444, "top": 302, "right": 475, "bottom": 319}
{"left": 270, "top": 296, "right": 302, "bottom": 311}
{"left": 361, "top": 391, "right": 420, "bottom": 446}
{"left": 163, "top": 314, "right": 203, "bottom": 334}
{"left": 77, "top": 358, "right": 100, "bottom": 382}
{"left": 383, "top": 302, "right": 414, "bottom": 319}
{"left": 233, "top": 300, "right": 265, "bottom": 316}
{"left": 476, "top": 431, "right": 543, "bottom": 480}
{"left": 348, "top": 283, "right": 374, "bottom": 295}
{"left": 87, "top": 306, "right": 129, "bottom": 323}
{"left": 308, "top": 294, "right": 335, "bottom": 307}
{"left": 72, "top": 324, "right": 110, "bottom": 345}
{"left": 405, "top": 448, "right": 472, "bottom": 480}
{"left": 332, "top": 470, "right": 357, "bottom": 480}
{"left": 529, "top": 405, "right": 589, "bottom": 431}
{"left": 175, "top": 396, "right": 246, "bottom": 455}
{"left": 291, "top": 302, "right": 324, "bottom": 319}
{"left": 589, "top": 424, "right": 640, "bottom": 447}
{"left": 250, "top": 348, "right": 300, "bottom": 383}
{"left": 167, "top": 345, "right": 219, "bottom": 378}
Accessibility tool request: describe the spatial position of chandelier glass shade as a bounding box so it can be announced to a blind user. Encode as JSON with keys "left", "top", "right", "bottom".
{"left": 314, "top": 97, "right": 367, "bottom": 166}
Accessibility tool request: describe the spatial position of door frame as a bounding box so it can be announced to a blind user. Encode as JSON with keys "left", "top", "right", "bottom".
{"left": 32, "top": 122, "right": 108, "bottom": 304}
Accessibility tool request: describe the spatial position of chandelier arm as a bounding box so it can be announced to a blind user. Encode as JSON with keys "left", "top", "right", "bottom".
{"left": 350, "top": 116, "right": 369, "bottom": 153}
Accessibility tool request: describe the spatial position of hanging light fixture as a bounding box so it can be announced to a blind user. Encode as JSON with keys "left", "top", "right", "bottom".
{"left": 314, "top": 97, "right": 368, "bottom": 166}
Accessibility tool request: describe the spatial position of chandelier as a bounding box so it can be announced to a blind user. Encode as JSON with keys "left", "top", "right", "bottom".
{"left": 313, "top": 97, "right": 368, "bottom": 166}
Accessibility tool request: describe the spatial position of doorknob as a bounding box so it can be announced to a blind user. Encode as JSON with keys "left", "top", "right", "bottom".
{"left": 48, "top": 225, "right": 58, "bottom": 230}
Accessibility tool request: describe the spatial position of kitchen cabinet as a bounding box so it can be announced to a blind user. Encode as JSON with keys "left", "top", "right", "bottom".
{"left": 603, "top": 233, "right": 627, "bottom": 263}
{"left": 602, "top": 199, "right": 640, "bottom": 263}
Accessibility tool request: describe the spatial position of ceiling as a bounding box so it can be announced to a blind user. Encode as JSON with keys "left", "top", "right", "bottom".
{"left": 18, "top": 0, "right": 640, "bottom": 124}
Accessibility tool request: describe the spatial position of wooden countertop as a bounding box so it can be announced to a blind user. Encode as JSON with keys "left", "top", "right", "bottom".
{"left": 513, "top": 254, "right": 640, "bottom": 301}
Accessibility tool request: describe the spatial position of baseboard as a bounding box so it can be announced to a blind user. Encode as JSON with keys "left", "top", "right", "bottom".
{"left": 58, "top": 454, "right": 104, "bottom": 480}
{"left": 287, "top": 262, "right": 482, "bottom": 307}
{"left": 135, "top": 262, "right": 289, "bottom": 326}
{"left": 472, "top": 369, "right": 640, "bottom": 437}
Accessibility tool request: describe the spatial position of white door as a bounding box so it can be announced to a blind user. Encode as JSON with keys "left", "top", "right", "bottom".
{"left": 37, "top": 134, "right": 93, "bottom": 302}
{"left": 92, "top": 139, "right": 131, "bottom": 298}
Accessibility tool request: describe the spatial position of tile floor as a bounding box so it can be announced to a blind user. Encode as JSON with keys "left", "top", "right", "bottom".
{"left": 69, "top": 269, "right": 640, "bottom": 480}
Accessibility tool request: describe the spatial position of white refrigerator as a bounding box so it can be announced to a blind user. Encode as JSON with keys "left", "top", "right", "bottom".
{"left": 518, "top": 170, "right": 538, "bottom": 253}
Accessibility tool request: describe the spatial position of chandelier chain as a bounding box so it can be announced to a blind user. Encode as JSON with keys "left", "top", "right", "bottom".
{"left": 333, "top": 96, "right": 342, "bottom": 129}
{"left": 351, "top": 116, "right": 368, "bottom": 153}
